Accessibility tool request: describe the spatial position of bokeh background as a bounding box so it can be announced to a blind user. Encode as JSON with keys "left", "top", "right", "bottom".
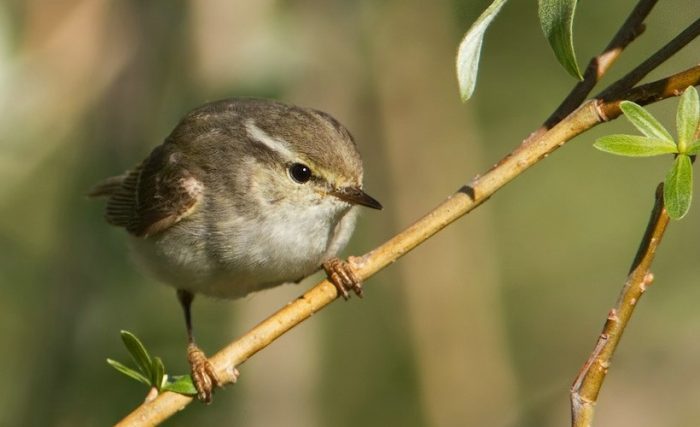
{"left": 1, "top": 1, "right": 699, "bottom": 426}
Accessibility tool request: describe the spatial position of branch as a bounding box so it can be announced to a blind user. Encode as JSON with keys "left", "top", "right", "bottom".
{"left": 570, "top": 184, "right": 671, "bottom": 427}
{"left": 527, "top": 6, "right": 700, "bottom": 146}
{"left": 114, "top": 65, "right": 700, "bottom": 427}
{"left": 597, "top": 64, "right": 700, "bottom": 121}
{"left": 528, "top": 0, "right": 657, "bottom": 142}
{"left": 598, "top": 17, "right": 700, "bottom": 100}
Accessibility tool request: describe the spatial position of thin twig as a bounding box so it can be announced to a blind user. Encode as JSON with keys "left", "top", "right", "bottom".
{"left": 527, "top": 0, "right": 657, "bottom": 142}
{"left": 570, "top": 184, "right": 670, "bottom": 427}
{"left": 114, "top": 65, "right": 700, "bottom": 427}
{"left": 597, "top": 64, "right": 700, "bottom": 121}
{"left": 598, "top": 17, "right": 700, "bottom": 101}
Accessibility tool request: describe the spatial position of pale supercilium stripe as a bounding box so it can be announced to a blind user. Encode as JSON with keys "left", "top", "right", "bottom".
{"left": 245, "top": 119, "right": 294, "bottom": 159}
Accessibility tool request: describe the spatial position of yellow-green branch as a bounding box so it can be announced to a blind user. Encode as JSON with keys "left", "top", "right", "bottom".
{"left": 570, "top": 185, "right": 670, "bottom": 427}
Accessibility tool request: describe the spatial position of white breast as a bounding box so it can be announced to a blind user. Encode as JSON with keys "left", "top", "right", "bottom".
{"left": 130, "top": 197, "right": 358, "bottom": 299}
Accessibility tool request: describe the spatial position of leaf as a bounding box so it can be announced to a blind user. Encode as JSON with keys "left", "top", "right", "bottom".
{"left": 594, "top": 135, "right": 678, "bottom": 157}
{"left": 664, "top": 154, "right": 693, "bottom": 220}
{"left": 456, "top": 0, "right": 508, "bottom": 101}
{"left": 107, "top": 358, "right": 151, "bottom": 386}
{"left": 620, "top": 101, "right": 674, "bottom": 142}
{"left": 162, "top": 375, "right": 198, "bottom": 396}
{"left": 677, "top": 86, "right": 699, "bottom": 152}
{"left": 687, "top": 139, "right": 700, "bottom": 155}
{"left": 120, "top": 330, "right": 153, "bottom": 379}
{"left": 538, "top": 0, "right": 582, "bottom": 79}
{"left": 152, "top": 357, "right": 166, "bottom": 391}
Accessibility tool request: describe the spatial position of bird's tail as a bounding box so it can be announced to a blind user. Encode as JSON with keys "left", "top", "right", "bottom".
{"left": 87, "top": 175, "right": 126, "bottom": 198}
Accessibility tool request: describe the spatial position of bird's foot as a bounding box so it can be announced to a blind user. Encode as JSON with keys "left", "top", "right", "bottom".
{"left": 323, "top": 257, "right": 363, "bottom": 299}
{"left": 187, "top": 342, "right": 225, "bottom": 404}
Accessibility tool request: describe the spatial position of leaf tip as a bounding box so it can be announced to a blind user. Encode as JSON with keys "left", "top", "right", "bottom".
{"left": 538, "top": 0, "right": 582, "bottom": 80}
{"left": 455, "top": 0, "right": 508, "bottom": 102}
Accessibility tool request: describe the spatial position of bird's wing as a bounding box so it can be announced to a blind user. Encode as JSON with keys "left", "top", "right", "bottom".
{"left": 93, "top": 144, "right": 204, "bottom": 237}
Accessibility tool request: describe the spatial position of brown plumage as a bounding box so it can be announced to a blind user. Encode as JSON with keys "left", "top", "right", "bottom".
{"left": 90, "top": 144, "right": 204, "bottom": 238}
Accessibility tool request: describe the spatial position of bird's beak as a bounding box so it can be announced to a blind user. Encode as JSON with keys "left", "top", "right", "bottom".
{"left": 332, "top": 186, "right": 383, "bottom": 210}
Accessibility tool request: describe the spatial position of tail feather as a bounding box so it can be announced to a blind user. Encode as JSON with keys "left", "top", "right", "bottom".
{"left": 88, "top": 175, "right": 126, "bottom": 198}
{"left": 90, "top": 166, "right": 142, "bottom": 231}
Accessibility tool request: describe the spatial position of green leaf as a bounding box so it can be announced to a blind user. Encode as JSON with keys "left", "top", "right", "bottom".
{"left": 162, "top": 375, "right": 198, "bottom": 396}
{"left": 620, "top": 101, "right": 674, "bottom": 142}
{"left": 120, "top": 330, "right": 153, "bottom": 379}
{"left": 456, "top": 0, "right": 508, "bottom": 101}
{"left": 107, "top": 358, "right": 151, "bottom": 386}
{"left": 664, "top": 154, "right": 693, "bottom": 220}
{"left": 677, "top": 86, "right": 699, "bottom": 152}
{"left": 152, "top": 357, "right": 166, "bottom": 391}
{"left": 687, "top": 139, "right": 700, "bottom": 155}
{"left": 594, "top": 135, "right": 678, "bottom": 157}
{"left": 538, "top": 0, "right": 582, "bottom": 79}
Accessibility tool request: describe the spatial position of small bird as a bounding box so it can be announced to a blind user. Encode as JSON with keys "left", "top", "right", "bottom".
{"left": 91, "top": 98, "right": 382, "bottom": 402}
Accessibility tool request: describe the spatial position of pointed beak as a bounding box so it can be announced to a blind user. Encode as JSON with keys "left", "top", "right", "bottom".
{"left": 332, "top": 186, "right": 383, "bottom": 210}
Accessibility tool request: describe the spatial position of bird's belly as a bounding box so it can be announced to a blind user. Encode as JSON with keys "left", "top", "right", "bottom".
{"left": 130, "top": 205, "right": 356, "bottom": 299}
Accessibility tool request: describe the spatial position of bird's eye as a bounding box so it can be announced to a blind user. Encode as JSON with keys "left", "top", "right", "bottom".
{"left": 289, "top": 163, "right": 312, "bottom": 183}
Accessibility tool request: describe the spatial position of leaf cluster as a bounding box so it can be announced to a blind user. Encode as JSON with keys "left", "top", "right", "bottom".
{"left": 107, "top": 331, "right": 197, "bottom": 396}
{"left": 594, "top": 87, "right": 700, "bottom": 219}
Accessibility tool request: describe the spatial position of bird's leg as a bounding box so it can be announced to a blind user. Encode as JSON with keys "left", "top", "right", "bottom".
{"left": 323, "top": 257, "right": 363, "bottom": 299}
{"left": 176, "top": 289, "right": 228, "bottom": 404}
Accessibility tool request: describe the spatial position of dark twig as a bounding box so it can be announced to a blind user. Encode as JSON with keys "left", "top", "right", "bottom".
{"left": 597, "top": 64, "right": 700, "bottom": 121}
{"left": 598, "top": 17, "right": 700, "bottom": 101}
{"left": 570, "top": 185, "right": 670, "bottom": 427}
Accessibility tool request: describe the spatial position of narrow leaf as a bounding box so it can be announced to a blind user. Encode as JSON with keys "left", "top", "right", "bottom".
{"left": 677, "top": 86, "right": 699, "bottom": 152}
{"left": 456, "top": 0, "right": 508, "bottom": 101}
{"left": 594, "top": 135, "right": 678, "bottom": 157}
{"left": 120, "top": 330, "right": 153, "bottom": 378}
{"left": 664, "top": 154, "right": 693, "bottom": 220}
{"left": 107, "top": 358, "right": 151, "bottom": 386}
{"left": 538, "top": 0, "right": 582, "bottom": 79}
{"left": 163, "top": 375, "right": 198, "bottom": 395}
{"left": 620, "top": 101, "right": 674, "bottom": 142}
{"left": 152, "top": 357, "right": 166, "bottom": 391}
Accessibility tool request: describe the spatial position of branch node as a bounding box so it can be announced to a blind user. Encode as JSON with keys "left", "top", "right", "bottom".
{"left": 144, "top": 387, "right": 158, "bottom": 403}
{"left": 572, "top": 392, "right": 595, "bottom": 406}
{"left": 458, "top": 184, "right": 477, "bottom": 201}
{"left": 594, "top": 98, "right": 611, "bottom": 122}
{"left": 640, "top": 272, "right": 654, "bottom": 292}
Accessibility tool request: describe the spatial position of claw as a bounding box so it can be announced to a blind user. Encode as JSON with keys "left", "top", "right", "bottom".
{"left": 187, "top": 343, "right": 224, "bottom": 404}
{"left": 323, "top": 257, "right": 363, "bottom": 299}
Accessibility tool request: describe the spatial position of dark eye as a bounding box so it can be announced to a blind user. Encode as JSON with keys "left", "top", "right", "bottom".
{"left": 289, "top": 163, "right": 312, "bottom": 183}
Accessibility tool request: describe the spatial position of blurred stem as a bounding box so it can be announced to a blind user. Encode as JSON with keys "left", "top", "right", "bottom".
{"left": 115, "top": 64, "right": 700, "bottom": 427}
{"left": 570, "top": 184, "right": 670, "bottom": 427}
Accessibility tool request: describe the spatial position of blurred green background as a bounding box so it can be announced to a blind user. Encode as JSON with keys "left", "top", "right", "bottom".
{"left": 1, "top": 0, "right": 699, "bottom": 426}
